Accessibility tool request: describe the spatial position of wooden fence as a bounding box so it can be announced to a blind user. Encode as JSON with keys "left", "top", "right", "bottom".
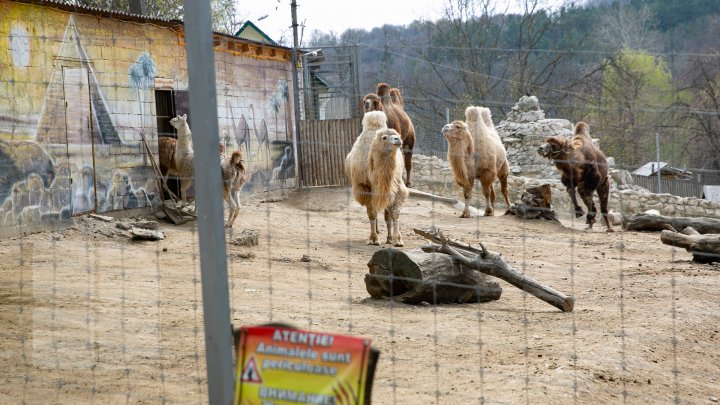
{"left": 631, "top": 174, "right": 703, "bottom": 198}
{"left": 299, "top": 118, "right": 361, "bottom": 187}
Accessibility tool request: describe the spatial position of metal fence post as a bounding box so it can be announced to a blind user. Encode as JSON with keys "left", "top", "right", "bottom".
{"left": 182, "top": 2, "right": 234, "bottom": 404}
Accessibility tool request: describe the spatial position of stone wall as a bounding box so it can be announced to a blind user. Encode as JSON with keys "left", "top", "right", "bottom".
{"left": 410, "top": 94, "right": 720, "bottom": 219}
{"left": 411, "top": 154, "right": 720, "bottom": 219}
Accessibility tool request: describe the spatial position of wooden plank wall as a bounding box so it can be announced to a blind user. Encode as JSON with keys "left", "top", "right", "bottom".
{"left": 631, "top": 175, "right": 704, "bottom": 198}
{"left": 299, "top": 118, "right": 361, "bottom": 187}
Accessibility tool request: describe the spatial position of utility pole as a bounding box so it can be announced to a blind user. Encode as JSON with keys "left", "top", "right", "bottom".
{"left": 182, "top": 2, "right": 234, "bottom": 404}
{"left": 291, "top": 1, "right": 304, "bottom": 188}
{"left": 656, "top": 132, "right": 662, "bottom": 194}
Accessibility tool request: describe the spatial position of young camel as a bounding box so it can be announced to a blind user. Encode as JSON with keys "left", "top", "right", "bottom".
{"left": 442, "top": 106, "right": 510, "bottom": 217}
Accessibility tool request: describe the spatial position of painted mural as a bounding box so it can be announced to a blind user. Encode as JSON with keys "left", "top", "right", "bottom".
{"left": 0, "top": 0, "right": 296, "bottom": 231}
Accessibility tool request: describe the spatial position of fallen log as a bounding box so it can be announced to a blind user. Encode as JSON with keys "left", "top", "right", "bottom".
{"left": 660, "top": 226, "right": 720, "bottom": 263}
{"left": 625, "top": 213, "right": 720, "bottom": 234}
{"left": 413, "top": 228, "right": 575, "bottom": 312}
{"left": 408, "top": 188, "right": 483, "bottom": 217}
{"left": 365, "top": 248, "right": 502, "bottom": 304}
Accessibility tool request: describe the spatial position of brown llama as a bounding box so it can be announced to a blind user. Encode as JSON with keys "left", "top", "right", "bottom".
{"left": 220, "top": 148, "right": 247, "bottom": 228}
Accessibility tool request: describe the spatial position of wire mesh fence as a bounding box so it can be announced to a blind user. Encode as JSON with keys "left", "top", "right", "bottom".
{"left": 2, "top": 2, "right": 720, "bottom": 405}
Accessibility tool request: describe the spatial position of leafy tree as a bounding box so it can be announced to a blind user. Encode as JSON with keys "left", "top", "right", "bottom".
{"left": 597, "top": 48, "right": 682, "bottom": 167}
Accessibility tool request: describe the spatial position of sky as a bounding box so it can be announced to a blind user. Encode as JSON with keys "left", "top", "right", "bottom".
{"left": 236, "top": 0, "right": 569, "bottom": 46}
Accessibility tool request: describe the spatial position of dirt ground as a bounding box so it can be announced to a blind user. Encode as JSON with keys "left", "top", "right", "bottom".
{"left": 1, "top": 186, "right": 719, "bottom": 404}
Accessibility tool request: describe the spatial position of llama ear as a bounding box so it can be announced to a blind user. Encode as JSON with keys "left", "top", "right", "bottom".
{"left": 182, "top": 114, "right": 187, "bottom": 120}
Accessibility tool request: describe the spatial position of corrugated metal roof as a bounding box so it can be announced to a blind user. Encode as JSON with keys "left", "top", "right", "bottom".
{"left": 632, "top": 161, "right": 668, "bottom": 176}
{"left": 9, "top": 0, "right": 293, "bottom": 51}
{"left": 702, "top": 185, "right": 720, "bottom": 202}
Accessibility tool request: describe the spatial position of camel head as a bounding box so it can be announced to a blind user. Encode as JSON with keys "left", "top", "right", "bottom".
{"left": 441, "top": 120, "right": 470, "bottom": 141}
{"left": 538, "top": 136, "right": 569, "bottom": 160}
{"left": 375, "top": 128, "right": 403, "bottom": 152}
{"left": 363, "top": 93, "right": 383, "bottom": 113}
{"left": 169, "top": 113, "right": 188, "bottom": 129}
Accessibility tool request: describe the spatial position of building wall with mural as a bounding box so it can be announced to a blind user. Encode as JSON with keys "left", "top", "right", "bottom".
{"left": 0, "top": 0, "right": 296, "bottom": 232}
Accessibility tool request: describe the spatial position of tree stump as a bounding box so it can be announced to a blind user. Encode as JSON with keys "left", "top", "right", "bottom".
{"left": 505, "top": 184, "right": 559, "bottom": 222}
{"left": 660, "top": 227, "right": 720, "bottom": 263}
{"left": 365, "top": 248, "right": 502, "bottom": 304}
{"left": 625, "top": 213, "right": 720, "bottom": 234}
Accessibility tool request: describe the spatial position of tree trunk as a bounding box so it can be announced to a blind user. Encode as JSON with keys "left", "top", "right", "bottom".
{"left": 505, "top": 184, "right": 559, "bottom": 222}
{"left": 625, "top": 213, "right": 720, "bottom": 234}
{"left": 660, "top": 227, "right": 720, "bottom": 263}
{"left": 365, "top": 248, "right": 502, "bottom": 305}
{"left": 413, "top": 228, "right": 575, "bottom": 312}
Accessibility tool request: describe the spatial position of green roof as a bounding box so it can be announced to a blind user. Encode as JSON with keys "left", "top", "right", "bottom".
{"left": 234, "top": 20, "right": 277, "bottom": 45}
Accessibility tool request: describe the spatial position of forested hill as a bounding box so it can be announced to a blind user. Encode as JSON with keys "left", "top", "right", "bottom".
{"left": 306, "top": 0, "right": 720, "bottom": 177}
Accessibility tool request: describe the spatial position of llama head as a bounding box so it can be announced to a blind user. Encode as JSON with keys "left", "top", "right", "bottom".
{"left": 169, "top": 114, "right": 188, "bottom": 130}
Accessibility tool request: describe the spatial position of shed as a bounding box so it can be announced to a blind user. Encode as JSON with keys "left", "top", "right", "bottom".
{"left": 702, "top": 185, "right": 720, "bottom": 202}
{"left": 632, "top": 162, "right": 691, "bottom": 180}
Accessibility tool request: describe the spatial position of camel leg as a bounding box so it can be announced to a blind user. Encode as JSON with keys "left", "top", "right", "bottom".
{"left": 598, "top": 178, "right": 614, "bottom": 232}
{"left": 384, "top": 209, "right": 392, "bottom": 244}
{"left": 390, "top": 206, "right": 404, "bottom": 247}
{"left": 579, "top": 190, "right": 597, "bottom": 230}
{"left": 403, "top": 149, "right": 413, "bottom": 188}
{"left": 499, "top": 173, "right": 510, "bottom": 208}
{"left": 461, "top": 186, "right": 472, "bottom": 218}
{"left": 566, "top": 187, "right": 584, "bottom": 218}
{"left": 367, "top": 206, "right": 379, "bottom": 245}
{"left": 479, "top": 173, "right": 495, "bottom": 216}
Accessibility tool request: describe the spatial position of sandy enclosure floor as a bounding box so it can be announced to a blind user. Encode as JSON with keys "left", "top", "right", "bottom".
{"left": 1, "top": 186, "right": 719, "bottom": 404}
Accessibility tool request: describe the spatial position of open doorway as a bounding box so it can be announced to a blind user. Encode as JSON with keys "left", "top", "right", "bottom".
{"left": 155, "top": 89, "right": 190, "bottom": 200}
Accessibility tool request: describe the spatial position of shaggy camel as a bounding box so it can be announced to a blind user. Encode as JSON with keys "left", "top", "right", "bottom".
{"left": 368, "top": 128, "right": 408, "bottom": 246}
{"left": 169, "top": 114, "right": 194, "bottom": 203}
{"left": 220, "top": 148, "right": 247, "bottom": 228}
{"left": 346, "top": 111, "right": 406, "bottom": 246}
{"left": 538, "top": 122, "right": 613, "bottom": 232}
{"left": 362, "top": 83, "right": 416, "bottom": 187}
{"left": 442, "top": 106, "right": 510, "bottom": 217}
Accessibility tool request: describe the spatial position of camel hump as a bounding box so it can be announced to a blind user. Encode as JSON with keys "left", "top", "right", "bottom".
{"left": 464, "top": 106, "right": 483, "bottom": 123}
{"left": 363, "top": 110, "right": 388, "bottom": 130}
{"left": 390, "top": 88, "right": 403, "bottom": 105}
{"left": 575, "top": 121, "right": 590, "bottom": 137}
{"left": 480, "top": 107, "right": 493, "bottom": 127}
{"left": 376, "top": 83, "right": 391, "bottom": 98}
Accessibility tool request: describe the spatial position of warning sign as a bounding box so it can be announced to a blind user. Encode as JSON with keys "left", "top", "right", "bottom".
{"left": 241, "top": 356, "right": 263, "bottom": 384}
{"left": 234, "top": 325, "right": 372, "bottom": 405}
